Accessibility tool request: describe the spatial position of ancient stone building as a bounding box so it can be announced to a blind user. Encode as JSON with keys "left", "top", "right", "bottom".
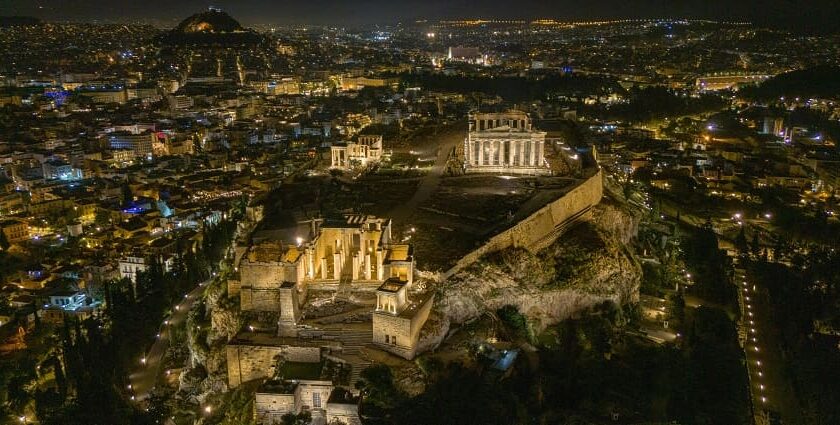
{"left": 330, "top": 135, "right": 383, "bottom": 169}
{"left": 372, "top": 278, "right": 434, "bottom": 360}
{"left": 226, "top": 335, "right": 323, "bottom": 387}
{"left": 464, "top": 111, "right": 550, "bottom": 175}
{"left": 238, "top": 214, "right": 414, "bottom": 326}
{"left": 254, "top": 379, "right": 360, "bottom": 425}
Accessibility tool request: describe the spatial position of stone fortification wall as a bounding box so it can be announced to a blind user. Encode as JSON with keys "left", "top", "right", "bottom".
{"left": 254, "top": 393, "right": 295, "bottom": 424}
{"left": 240, "top": 260, "right": 297, "bottom": 289}
{"left": 227, "top": 344, "right": 321, "bottom": 388}
{"left": 443, "top": 169, "right": 603, "bottom": 278}
{"left": 240, "top": 287, "right": 283, "bottom": 311}
{"left": 326, "top": 403, "right": 362, "bottom": 425}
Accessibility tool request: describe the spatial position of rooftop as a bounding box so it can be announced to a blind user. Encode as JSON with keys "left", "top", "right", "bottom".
{"left": 385, "top": 244, "right": 412, "bottom": 262}
{"left": 378, "top": 278, "right": 406, "bottom": 293}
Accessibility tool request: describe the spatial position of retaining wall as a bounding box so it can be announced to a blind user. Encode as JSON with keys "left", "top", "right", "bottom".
{"left": 443, "top": 169, "right": 603, "bottom": 278}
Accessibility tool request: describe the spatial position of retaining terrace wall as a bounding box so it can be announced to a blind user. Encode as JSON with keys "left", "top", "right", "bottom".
{"left": 443, "top": 169, "right": 603, "bottom": 279}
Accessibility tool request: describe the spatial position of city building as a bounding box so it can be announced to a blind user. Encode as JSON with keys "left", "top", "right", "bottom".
{"left": 41, "top": 290, "right": 101, "bottom": 323}
{"left": 695, "top": 74, "right": 772, "bottom": 91}
{"left": 447, "top": 46, "right": 487, "bottom": 65}
{"left": 0, "top": 219, "right": 29, "bottom": 244}
{"left": 108, "top": 131, "right": 155, "bottom": 160}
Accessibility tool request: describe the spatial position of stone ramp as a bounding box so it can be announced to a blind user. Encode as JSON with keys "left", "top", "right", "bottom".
{"left": 333, "top": 254, "right": 355, "bottom": 302}
{"left": 314, "top": 328, "right": 373, "bottom": 387}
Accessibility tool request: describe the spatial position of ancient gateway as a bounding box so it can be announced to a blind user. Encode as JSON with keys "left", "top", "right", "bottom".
{"left": 227, "top": 215, "right": 433, "bottom": 423}
{"left": 236, "top": 215, "right": 430, "bottom": 352}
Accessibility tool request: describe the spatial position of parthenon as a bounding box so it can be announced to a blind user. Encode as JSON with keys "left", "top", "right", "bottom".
{"left": 463, "top": 111, "right": 550, "bottom": 175}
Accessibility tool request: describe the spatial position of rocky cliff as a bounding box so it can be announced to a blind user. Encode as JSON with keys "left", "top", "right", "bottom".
{"left": 419, "top": 197, "right": 641, "bottom": 352}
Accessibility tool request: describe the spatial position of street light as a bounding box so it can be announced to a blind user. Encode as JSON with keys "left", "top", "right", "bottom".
{"left": 204, "top": 405, "right": 212, "bottom": 415}
{"left": 19, "top": 416, "right": 26, "bottom": 424}
{"left": 141, "top": 357, "right": 147, "bottom": 365}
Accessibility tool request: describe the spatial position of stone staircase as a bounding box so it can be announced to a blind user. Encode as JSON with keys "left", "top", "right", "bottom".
{"left": 318, "top": 328, "right": 373, "bottom": 387}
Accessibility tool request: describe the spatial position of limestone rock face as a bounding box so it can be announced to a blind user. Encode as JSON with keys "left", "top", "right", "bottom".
{"left": 210, "top": 296, "right": 243, "bottom": 343}
{"left": 421, "top": 199, "right": 640, "bottom": 351}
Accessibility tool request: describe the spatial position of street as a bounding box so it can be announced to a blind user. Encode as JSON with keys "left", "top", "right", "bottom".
{"left": 128, "top": 280, "right": 209, "bottom": 403}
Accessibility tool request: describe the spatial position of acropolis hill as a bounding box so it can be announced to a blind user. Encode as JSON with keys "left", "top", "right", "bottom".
{"left": 201, "top": 112, "right": 640, "bottom": 423}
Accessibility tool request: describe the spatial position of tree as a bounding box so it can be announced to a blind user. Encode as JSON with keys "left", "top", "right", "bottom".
{"left": 94, "top": 208, "right": 111, "bottom": 226}
{"left": 684, "top": 307, "right": 751, "bottom": 424}
{"left": 773, "top": 234, "right": 787, "bottom": 261}
{"left": 355, "top": 365, "right": 404, "bottom": 410}
{"left": 281, "top": 411, "right": 312, "bottom": 425}
{"left": 120, "top": 181, "right": 133, "bottom": 207}
{"left": 0, "top": 291, "right": 13, "bottom": 315}
{"left": 735, "top": 226, "right": 749, "bottom": 257}
{"left": 750, "top": 232, "right": 761, "bottom": 258}
{"left": 497, "top": 305, "right": 531, "bottom": 341}
{"left": 0, "top": 229, "right": 9, "bottom": 251}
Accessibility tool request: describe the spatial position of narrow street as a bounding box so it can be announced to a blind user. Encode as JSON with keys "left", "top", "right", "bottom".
{"left": 389, "top": 126, "right": 463, "bottom": 225}
{"left": 128, "top": 279, "right": 209, "bottom": 403}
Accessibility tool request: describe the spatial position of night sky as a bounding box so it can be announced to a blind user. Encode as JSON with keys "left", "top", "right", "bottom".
{"left": 1, "top": 0, "right": 839, "bottom": 31}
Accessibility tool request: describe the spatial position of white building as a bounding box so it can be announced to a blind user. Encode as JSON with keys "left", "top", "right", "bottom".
{"left": 463, "top": 111, "right": 550, "bottom": 175}
{"left": 330, "top": 135, "right": 383, "bottom": 169}
{"left": 118, "top": 255, "right": 174, "bottom": 283}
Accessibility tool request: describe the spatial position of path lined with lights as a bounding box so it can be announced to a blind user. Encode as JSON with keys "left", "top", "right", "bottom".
{"left": 735, "top": 267, "right": 802, "bottom": 424}
{"left": 128, "top": 279, "right": 209, "bottom": 403}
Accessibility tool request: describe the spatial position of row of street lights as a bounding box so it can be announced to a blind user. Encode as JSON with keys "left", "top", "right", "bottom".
{"left": 742, "top": 278, "right": 769, "bottom": 407}
{"left": 131, "top": 293, "right": 193, "bottom": 401}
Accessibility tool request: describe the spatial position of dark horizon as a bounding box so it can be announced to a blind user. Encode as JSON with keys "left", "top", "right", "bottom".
{"left": 2, "top": 0, "right": 840, "bottom": 32}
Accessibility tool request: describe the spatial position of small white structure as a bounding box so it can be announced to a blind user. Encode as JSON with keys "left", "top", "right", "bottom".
{"left": 118, "top": 256, "right": 147, "bottom": 283}
{"left": 330, "top": 135, "right": 383, "bottom": 169}
{"left": 118, "top": 255, "right": 174, "bottom": 283}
